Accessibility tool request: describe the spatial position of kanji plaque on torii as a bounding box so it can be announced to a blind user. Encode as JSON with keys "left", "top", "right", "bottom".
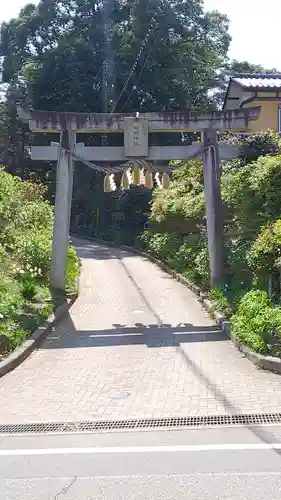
{"left": 123, "top": 117, "right": 149, "bottom": 157}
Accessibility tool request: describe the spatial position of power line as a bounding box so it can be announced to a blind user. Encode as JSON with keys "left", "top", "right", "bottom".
{"left": 110, "top": 11, "right": 159, "bottom": 113}
{"left": 120, "top": 32, "right": 157, "bottom": 112}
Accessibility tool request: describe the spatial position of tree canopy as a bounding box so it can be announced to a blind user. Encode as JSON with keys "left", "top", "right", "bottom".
{"left": 0, "top": 0, "right": 231, "bottom": 112}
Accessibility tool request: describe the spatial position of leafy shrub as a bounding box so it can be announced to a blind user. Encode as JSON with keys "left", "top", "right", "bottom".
{"left": 239, "top": 130, "right": 281, "bottom": 164}
{"left": 12, "top": 230, "right": 52, "bottom": 275}
{"left": 222, "top": 154, "right": 281, "bottom": 233}
{"left": 66, "top": 246, "right": 80, "bottom": 294}
{"left": 20, "top": 275, "right": 38, "bottom": 301}
{"left": 0, "top": 276, "right": 23, "bottom": 318}
{"left": 224, "top": 236, "right": 252, "bottom": 293}
{"left": 169, "top": 239, "right": 197, "bottom": 270}
{"left": 5, "top": 326, "right": 27, "bottom": 351}
{"left": 21, "top": 180, "right": 47, "bottom": 201}
{"left": 150, "top": 160, "right": 205, "bottom": 223}
{"left": 0, "top": 243, "right": 6, "bottom": 263}
{"left": 231, "top": 290, "right": 281, "bottom": 354}
{"left": 208, "top": 287, "right": 232, "bottom": 317}
{"left": 194, "top": 245, "right": 210, "bottom": 285}
{"left": 0, "top": 322, "right": 27, "bottom": 354}
{"left": 139, "top": 230, "right": 210, "bottom": 286}
{"left": 0, "top": 167, "right": 54, "bottom": 248}
{"left": 247, "top": 219, "right": 281, "bottom": 277}
{"left": 249, "top": 155, "right": 281, "bottom": 221}
{"left": 13, "top": 201, "right": 54, "bottom": 232}
{"left": 0, "top": 168, "right": 81, "bottom": 356}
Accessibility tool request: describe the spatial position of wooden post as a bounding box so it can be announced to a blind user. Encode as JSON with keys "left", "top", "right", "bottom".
{"left": 202, "top": 129, "right": 224, "bottom": 287}
{"left": 50, "top": 128, "right": 75, "bottom": 291}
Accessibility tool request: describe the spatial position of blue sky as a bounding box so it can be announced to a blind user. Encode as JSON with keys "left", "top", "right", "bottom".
{"left": 1, "top": 0, "right": 281, "bottom": 69}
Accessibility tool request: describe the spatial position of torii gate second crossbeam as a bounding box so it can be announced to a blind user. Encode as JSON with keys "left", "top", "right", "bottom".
{"left": 18, "top": 107, "right": 260, "bottom": 291}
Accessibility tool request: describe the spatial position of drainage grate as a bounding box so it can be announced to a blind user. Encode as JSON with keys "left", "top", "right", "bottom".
{"left": 1, "top": 413, "right": 281, "bottom": 435}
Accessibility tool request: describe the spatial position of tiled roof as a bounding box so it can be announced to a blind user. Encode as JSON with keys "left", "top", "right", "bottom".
{"left": 232, "top": 73, "right": 281, "bottom": 89}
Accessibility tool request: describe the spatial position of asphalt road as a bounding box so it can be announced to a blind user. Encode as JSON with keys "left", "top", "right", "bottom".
{"left": 2, "top": 426, "right": 281, "bottom": 499}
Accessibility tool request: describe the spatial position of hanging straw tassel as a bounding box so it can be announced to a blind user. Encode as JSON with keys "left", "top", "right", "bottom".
{"left": 155, "top": 172, "right": 162, "bottom": 188}
{"left": 162, "top": 172, "right": 170, "bottom": 190}
{"left": 109, "top": 173, "right": 116, "bottom": 191}
{"left": 144, "top": 169, "right": 153, "bottom": 189}
{"left": 140, "top": 168, "right": 145, "bottom": 186}
{"left": 127, "top": 168, "right": 133, "bottom": 186}
{"left": 132, "top": 165, "right": 140, "bottom": 185}
{"left": 103, "top": 173, "right": 112, "bottom": 192}
{"left": 120, "top": 170, "right": 129, "bottom": 190}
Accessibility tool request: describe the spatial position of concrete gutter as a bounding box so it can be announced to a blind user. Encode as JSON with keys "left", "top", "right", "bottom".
{"left": 76, "top": 233, "right": 281, "bottom": 375}
{"left": 0, "top": 292, "right": 78, "bottom": 379}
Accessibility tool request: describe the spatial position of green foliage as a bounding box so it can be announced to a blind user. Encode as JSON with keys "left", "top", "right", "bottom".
{"left": 208, "top": 287, "right": 232, "bottom": 317}
{"left": 193, "top": 245, "right": 210, "bottom": 285}
{"left": 0, "top": 322, "right": 27, "bottom": 354}
{"left": 239, "top": 130, "right": 281, "bottom": 164}
{"left": 140, "top": 160, "right": 209, "bottom": 286}
{"left": 224, "top": 236, "right": 252, "bottom": 296}
{"left": 249, "top": 155, "right": 281, "bottom": 220}
{"left": 247, "top": 219, "right": 281, "bottom": 277}
{"left": 20, "top": 275, "right": 38, "bottom": 301}
{"left": 231, "top": 290, "right": 281, "bottom": 355}
{"left": 222, "top": 154, "right": 281, "bottom": 232}
{"left": 112, "top": 186, "right": 152, "bottom": 245}
{"left": 0, "top": 0, "right": 231, "bottom": 113}
{"left": 14, "top": 201, "right": 53, "bottom": 232}
{"left": 66, "top": 247, "right": 80, "bottom": 295}
{"left": 0, "top": 243, "right": 6, "bottom": 263}
{"left": 81, "top": 185, "right": 152, "bottom": 246}
{"left": 0, "top": 276, "right": 23, "bottom": 318}
{"left": 0, "top": 169, "right": 80, "bottom": 356}
{"left": 144, "top": 233, "right": 182, "bottom": 260}
{"left": 12, "top": 230, "right": 52, "bottom": 276}
{"left": 150, "top": 160, "right": 205, "bottom": 224}
{"left": 139, "top": 231, "right": 209, "bottom": 285}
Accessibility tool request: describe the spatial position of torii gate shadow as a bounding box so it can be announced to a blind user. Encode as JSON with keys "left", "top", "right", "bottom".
{"left": 41, "top": 313, "right": 281, "bottom": 462}
{"left": 42, "top": 315, "right": 226, "bottom": 349}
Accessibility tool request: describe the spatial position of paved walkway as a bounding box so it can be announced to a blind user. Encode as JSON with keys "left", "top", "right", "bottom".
{"left": 1, "top": 238, "right": 281, "bottom": 424}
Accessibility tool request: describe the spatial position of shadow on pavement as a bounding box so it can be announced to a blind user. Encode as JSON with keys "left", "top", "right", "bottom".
{"left": 41, "top": 313, "right": 281, "bottom": 460}
{"left": 42, "top": 315, "right": 226, "bottom": 349}
{"left": 72, "top": 238, "right": 136, "bottom": 261}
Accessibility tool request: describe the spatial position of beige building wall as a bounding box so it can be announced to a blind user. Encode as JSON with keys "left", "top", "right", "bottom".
{"left": 243, "top": 100, "right": 281, "bottom": 133}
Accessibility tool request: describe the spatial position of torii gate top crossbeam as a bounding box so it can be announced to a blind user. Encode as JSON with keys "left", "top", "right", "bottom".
{"left": 17, "top": 107, "right": 260, "bottom": 133}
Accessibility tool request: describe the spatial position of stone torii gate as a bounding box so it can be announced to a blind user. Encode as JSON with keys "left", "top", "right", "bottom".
{"left": 18, "top": 107, "right": 260, "bottom": 291}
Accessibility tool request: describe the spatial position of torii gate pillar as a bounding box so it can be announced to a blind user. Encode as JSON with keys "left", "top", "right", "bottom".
{"left": 51, "top": 128, "right": 75, "bottom": 291}
{"left": 202, "top": 129, "right": 223, "bottom": 287}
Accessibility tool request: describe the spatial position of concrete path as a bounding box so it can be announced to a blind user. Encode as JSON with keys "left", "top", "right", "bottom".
{"left": 0, "top": 238, "right": 281, "bottom": 424}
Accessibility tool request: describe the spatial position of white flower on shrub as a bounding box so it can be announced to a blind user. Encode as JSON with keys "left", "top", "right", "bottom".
{"left": 8, "top": 324, "right": 19, "bottom": 331}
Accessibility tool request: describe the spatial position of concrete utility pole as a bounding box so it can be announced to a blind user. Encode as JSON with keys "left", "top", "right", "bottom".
{"left": 202, "top": 129, "right": 224, "bottom": 287}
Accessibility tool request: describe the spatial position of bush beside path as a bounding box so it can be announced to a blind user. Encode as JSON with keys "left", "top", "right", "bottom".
{"left": 0, "top": 168, "right": 79, "bottom": 358}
